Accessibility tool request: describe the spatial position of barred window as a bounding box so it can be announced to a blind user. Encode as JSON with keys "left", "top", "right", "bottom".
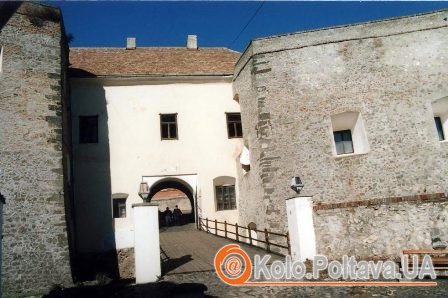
{"left": 215, "top": 185, "right": 236, "bottom": 211}
{"left": 79, "top": 115, "right": 98, "bottom": 143}
{"left": 226, "top": 113, "right": 242, "bottom": 138}
{"left": 160, "top": 114, "right": 178, "bottom": 140}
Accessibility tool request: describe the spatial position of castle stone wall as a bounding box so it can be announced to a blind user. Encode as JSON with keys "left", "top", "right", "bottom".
{"left": 234, "top": 10, "right": 448, "bottom": 257}
{"left": 0, "top": 3, "right": 73, "bottom": 294}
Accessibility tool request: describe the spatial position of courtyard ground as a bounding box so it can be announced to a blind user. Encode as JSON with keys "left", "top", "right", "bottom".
{"left": 44, "top": 224, "right": 448, "bottom": 297}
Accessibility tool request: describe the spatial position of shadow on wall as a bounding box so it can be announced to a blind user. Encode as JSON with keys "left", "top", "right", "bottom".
{"left": 71, "top": 81, "right": 119, "bottom": 281}
{"left": 0, "top": 2, "right": 21, "bottom": 30}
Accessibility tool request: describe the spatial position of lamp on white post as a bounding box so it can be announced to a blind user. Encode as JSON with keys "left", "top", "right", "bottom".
{"left": 286, "top": 176, "right": 316, "bottom": 261}
{"left": 133, "top": 180, "right": 161, "bottom": 283}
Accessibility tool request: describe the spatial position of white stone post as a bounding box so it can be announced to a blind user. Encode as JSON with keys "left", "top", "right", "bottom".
{"left": 132, "top": 203, "right": 161, "bottom": 284}
{"left": 286, "top": 196, "right": 317, "bottom": 261}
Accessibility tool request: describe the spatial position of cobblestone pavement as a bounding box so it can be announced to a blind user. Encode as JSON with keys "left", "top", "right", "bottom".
{"left": 45, "top": 225, "right": 448, "bottom": 297}
{"left": 163, "top": 271, "right": 448, "bottom": 297}
{"left": 160, "top": 223, "right": 281, "bottom": 274}
{"left": 159, "top": 225, "right": 448, "bottom": 297}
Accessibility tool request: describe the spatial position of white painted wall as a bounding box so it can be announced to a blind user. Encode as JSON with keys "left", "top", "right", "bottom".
{"left": 133, "top": 204, "right": 161, "bottom": 283}
{"left": 71, "top": 78, "right": 242, "bottom": 252}
{"left": 286, "top": 196, "right": 316, "bottom": 261}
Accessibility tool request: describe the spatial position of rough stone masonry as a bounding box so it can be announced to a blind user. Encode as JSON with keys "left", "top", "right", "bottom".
{"left": 0, "top": 3, "right": 74, "bottom": 295}
{"left": 234, "top": 10, "right": 448, "bottom": 259}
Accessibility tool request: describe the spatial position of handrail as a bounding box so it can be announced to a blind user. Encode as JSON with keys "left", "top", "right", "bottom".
{"left": 197, "top": 216, "right": 291, "bottom": 255}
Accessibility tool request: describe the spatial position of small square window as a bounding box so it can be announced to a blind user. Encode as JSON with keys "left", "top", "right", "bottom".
{"left": 435, "top": 117, "right": 445, "bottom": 141}
{"left": 113, "top": 198, "right": 126, "bottom": 218}
{"left": 333, "top": 130, "right": 354, "bottom": 155}
{"left": 0, "top": 46, "right": 3, "bottom": 73}
{"left": 215, "top": 185, "right": 236, "bottom": 211}
{"left": 226, "top": 113, "right": 242, "bottom": 138}
{"left": 160, "top": 114, "right": 178, "bottom": 140}
{"left": 79, "top": 116, "right": 98, "bottom": 144}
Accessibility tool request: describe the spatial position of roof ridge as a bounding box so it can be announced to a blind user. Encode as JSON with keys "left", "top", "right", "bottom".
{"left": 69, "top": 45, "right": 240, "bottom": 77}
{"left": 70, "top": 46, "right": 239, "bottom": 52}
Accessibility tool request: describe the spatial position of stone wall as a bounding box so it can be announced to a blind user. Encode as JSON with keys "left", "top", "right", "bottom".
{"left": 0, "top": 3, "right": 73, "bottom": 295}
{"left": 234, "top": 51, "right": 271, "bottom": 231}
{"left": 234, "top": 10, "right": 448, "bottom": 257}
{"left": 315, "top": 194, "right": 448, "bottom": 259}
{"left": 117, "top": 248, "right": 135, "bottom": 279}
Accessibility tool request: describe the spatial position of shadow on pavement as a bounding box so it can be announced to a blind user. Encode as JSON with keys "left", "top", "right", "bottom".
{"left": 44, "top": 280, "right": 210, "bottom": 298}
{"left": 162, "top": 255, "right": 194, "bottom": 275}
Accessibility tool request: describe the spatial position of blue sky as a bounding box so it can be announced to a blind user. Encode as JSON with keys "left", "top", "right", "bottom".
{"left": 52, "top": 1, "right": 448, "bottom": 52}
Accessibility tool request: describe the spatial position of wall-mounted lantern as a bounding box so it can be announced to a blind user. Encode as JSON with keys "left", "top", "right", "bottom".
{"left": 138, "top": 182, "right": 150, "bottom": 202}
{"left": 290, "top": 176, "right": 304, "bottom": 195}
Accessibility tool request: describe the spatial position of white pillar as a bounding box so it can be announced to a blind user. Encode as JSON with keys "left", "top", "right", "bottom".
{"left": 286, "top": 196, "right": 316, "bottom": 261}
{"left": 132, "top": 203, "right": 161, "bottom": 284}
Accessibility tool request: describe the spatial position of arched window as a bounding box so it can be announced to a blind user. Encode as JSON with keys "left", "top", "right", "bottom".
{"left": 331, "top": 111, "right": 369, "bottom": 156}
{"left": 213, "top": 176, "right": 237, "bottom": 211}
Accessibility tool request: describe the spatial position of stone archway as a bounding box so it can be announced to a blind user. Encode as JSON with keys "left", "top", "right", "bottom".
{"left": 148, "top": 178, "right": 196, "bottom": 225}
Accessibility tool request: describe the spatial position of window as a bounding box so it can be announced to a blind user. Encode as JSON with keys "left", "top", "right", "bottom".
{"left": 333, "top": 130, "right": 354, "bottom": 155}
{"left": 435, "top": 117, "right": 445, "bottom": 141}
{"left": 113, "top": 198, "right": 126, "bottom": 218}
{"left": 160, "top": 114, "right": 178, "bottom": 140}
{"left": 226, "top": 113, "right": 243, "bottom": 138}
{"left": 79, "top": 116, "right": 98, "bottom": 143}
{"left": 331, "top": 111, "right": 369, "bottom": 156}
{"left": 432, "top": 97, "right": 448, "bottom": 142}
{"left": 0, "top": 46, "right": 3, "bottom": 73}
{"left": 215, "top": 185, "right": 236, "bottom": 211}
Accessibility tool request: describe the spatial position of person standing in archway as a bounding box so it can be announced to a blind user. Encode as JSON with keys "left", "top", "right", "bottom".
{"left": 163, "top": 207, "right": 173, "bottom": 226}
{"left": 173, "top": 205, "right": 183, "bottom": 225}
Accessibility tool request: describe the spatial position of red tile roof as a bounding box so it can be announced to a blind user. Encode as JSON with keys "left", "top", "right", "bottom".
{"left": 153, "top": 189, "right": 187, "bottom": 200}
{"left": 69, "top": 47, "right": 240, "bottom": 77}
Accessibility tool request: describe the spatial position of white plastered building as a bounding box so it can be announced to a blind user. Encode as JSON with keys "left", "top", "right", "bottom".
{"left": 69, "top": 37, "right": 242, "bottom": 253}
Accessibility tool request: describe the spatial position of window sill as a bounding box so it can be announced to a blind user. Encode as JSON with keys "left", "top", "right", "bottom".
{"left": 440, "top": 140, "right": 448, "bottom": 144}
{"left": 333, "top": 152, "right": 369, "bottom": 159}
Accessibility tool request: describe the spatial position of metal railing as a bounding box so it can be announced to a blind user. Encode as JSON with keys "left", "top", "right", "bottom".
{"left": 198, "top": 216, "right": 290, "bottom": 256}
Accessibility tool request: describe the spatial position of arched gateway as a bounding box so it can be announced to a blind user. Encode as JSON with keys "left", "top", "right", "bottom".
{"left": 142, "top": 174, "right": 198, "bottom": 225}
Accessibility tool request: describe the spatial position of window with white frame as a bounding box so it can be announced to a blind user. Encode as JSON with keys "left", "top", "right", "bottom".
{"left": 331, "top": 111, "right": 369, "bottom": 156}
{"left": 431, "top": 97, "right": 448, "bottom": 142}
{"left": 333, "top": 129, "right": 354, "bottom": 155}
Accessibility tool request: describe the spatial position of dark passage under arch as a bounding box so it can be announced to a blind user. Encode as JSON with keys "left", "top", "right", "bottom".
{"left": 149, "top": 179, "right": 195, "bottom": 225}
